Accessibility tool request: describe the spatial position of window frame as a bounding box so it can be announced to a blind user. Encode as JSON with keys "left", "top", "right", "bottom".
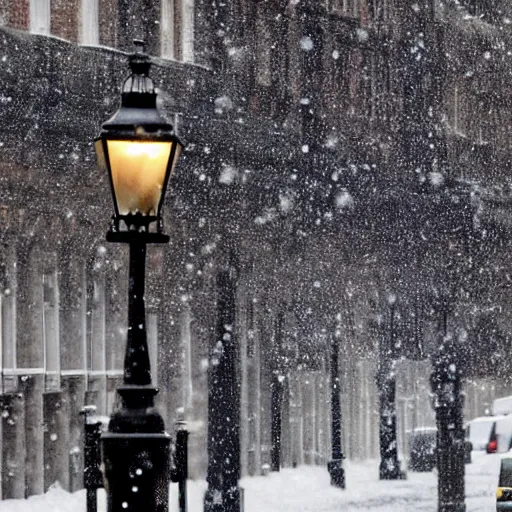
{"left": 80, "top": 0, "right": 100, "bottom": 46}
{"left": 29, "top": 0, "right": 51, "bottom": 35}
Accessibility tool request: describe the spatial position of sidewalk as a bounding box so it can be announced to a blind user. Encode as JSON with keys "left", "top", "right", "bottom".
{"left": 0, "top": 452, "right": 500, "bottom": 512}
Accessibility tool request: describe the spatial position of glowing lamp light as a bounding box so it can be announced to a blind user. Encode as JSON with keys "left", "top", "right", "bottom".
{"left": 95, "top": 41, "right": 182, "bottom": 231}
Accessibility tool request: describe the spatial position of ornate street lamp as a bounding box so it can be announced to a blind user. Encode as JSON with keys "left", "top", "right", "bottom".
{"left": 95, "top": 41, "right": 182, "bottom": 512}
{"left": 95, "top": 39, "right": 182, "bottom": 236}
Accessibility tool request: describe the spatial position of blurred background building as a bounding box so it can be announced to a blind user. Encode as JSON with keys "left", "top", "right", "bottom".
{"left": 0, "top": 0, "right": 511, "bottom": 499}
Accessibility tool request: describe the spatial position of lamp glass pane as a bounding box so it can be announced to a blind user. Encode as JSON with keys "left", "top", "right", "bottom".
{"left": 171, "top": 143, "right": 182, "bottom": 176}
{"left": 95, "top": 139, "right": 107, "bottom": 172}
{"left": 107, "top": 140, "right": 173, "bottom": 215}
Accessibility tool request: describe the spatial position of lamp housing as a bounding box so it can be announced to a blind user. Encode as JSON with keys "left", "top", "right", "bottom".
{"left": 95, "top": 42, "right": 182, "bottom": 232}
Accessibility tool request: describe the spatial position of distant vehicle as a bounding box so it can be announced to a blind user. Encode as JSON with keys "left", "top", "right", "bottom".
{"left": 497, "top": 455, "right": 512, "bottom": 510}
{"left": 408, "top": 428, "right": 437, "bottom": 472}
{"left": 408, "top": 427, "right": 473, "bottom": 472}
{"left": 466, "top": 416, "right": 503, "bottom": 452}
{"left": 494, "top": 416, "right": 512, "bottom": 453}
{"left": 465, "top": 439, "right": 473, "bottom": 464}
{"left": 494, "top": 396, "right": 512, "bottom": 416}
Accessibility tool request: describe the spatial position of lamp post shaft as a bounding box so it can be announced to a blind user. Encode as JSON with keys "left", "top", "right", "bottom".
{"left": 204, "top": 262, "right": 241, "bottom": 512}
{"left": 331, "top": 336, "right": 342, "bottom": 459}
{"left": 271, "top": 311, "right": 285, "bottom": 473}
{"left": 378, "top": 303, "right": 403, "bottom": 480}
{"left": 432, "top": 310, "right": 466, "bottom": 512}
{"left": 126, "top": 239, "right": 151, "bottom": 386}
{"left": 327, "top": 328, "right": 345, "bottom": 488}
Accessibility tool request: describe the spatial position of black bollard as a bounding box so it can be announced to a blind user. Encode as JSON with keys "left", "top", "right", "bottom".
{"left": 81, "top": 406, "right": 104, "bottom": 512}
{"left": 175, "top": 422, "right": 189, "bottom": 512}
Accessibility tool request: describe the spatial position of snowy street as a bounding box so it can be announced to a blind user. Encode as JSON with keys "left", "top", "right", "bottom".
{"left": 0, "top": 452, "right": 500, "bottom": 512}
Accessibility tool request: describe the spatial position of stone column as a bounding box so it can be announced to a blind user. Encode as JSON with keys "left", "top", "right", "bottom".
{"left": 86, "top": 268, "right": 107, "bottom": 415}
{"left": 239, "top": 291, "right": 249, "bottom": 477}
{"left": 0, "top": 241, "right": 24, "bottom": 499}
{"left": 258, "top": 305, "right": 273, "bottom": 472}
{"left": 188, "top": 285, "right": 213, "bottom": 479}
{"left": 59, "top": 246, "right": 87, "bottom": 492}
{"left": 42, "top": 250, "right": 68, "bottom": 491}
{"left": 16, "top": 238, "right": 45, "bottom": 497}
{"left": 0, "top": 393, "right": 25, "bottom": 499}
{"left": 246, "top": 299, "right": 261, "bottom": 476}
{"left": 302, "top": 372, "right": 316, "bottom": 465}
{"left": 105, "top": 261, "right": 126, "bottom": 414}
{"left": 289, "top": 372, "right": 304, "bottom": 468}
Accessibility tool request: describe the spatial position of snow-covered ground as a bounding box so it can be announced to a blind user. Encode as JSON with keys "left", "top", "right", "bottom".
{"left": 0, "top": 452, "right": 500, "bottom": 512}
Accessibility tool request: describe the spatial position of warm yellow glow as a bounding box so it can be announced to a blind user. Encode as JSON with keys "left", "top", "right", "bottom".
{"left": 107, "top": 140, "right": 173, "bottom": 215}
{"left": 498, "top": 487, "right": 504, "bottom": 499}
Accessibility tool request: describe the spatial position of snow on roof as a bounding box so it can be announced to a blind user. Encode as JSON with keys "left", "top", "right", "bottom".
{"left": 469, "top": 415, "right": 505, "bottom": 424}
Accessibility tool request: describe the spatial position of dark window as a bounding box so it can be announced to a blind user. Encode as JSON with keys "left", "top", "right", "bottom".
{"left": 499, "top": 458, "right": 512, "bottom": 487}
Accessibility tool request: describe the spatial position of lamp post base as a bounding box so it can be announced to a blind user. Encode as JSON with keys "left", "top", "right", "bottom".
{"left": 379, "top": 460, "right": 407, "bottom": 480}
{"left": 439, "top": 502, "right": 466, "bottom": 512}
{"left": 102, "top": 432, "right": 171, "bottom": 512}
{"left": 204, "top": 486, "right": 242, "bottom": 512}
{"left": 327, "top": 459, "right": 345, "bottom": 488}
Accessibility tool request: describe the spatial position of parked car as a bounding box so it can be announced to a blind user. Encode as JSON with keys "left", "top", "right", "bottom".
{"left": 497, "top": 455, "right": 512, "bottom": 510}
{"left": 408, "top": 428, "right": 437, "bottom": 472}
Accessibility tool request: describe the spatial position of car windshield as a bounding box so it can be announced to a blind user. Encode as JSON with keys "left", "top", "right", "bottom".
{"left": 469, "top": 420, "right": 494, "bottom": 444}
{"left": 500, "top": 459, "right": 512, "bottom": 488}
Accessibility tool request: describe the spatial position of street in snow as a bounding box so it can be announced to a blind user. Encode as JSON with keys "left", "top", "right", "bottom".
{"left": 0, "top": 453, "right": 499, "bottom": 512}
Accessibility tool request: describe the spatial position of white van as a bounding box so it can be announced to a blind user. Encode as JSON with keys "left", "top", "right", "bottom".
{"left": 494, "top": 415, "right": 512, "bottom": 453}
{"left": 494, "top": 396, "right": 512, "bottom": 416}
{"left": 466, "top": 416, "right": 503, "bottom": 451}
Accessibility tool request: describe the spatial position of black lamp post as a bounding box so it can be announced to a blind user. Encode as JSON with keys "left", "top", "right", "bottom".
{"left": 378, "top": 293, "right": 405, "bottom": 481}
{"left": 327, "top": 315, "right": 345, "bottom": 488}
{"left": 95, "top": 40, "right": 183, "bottom": 512}
{"left": 430, "top": 308, "right": 466, "bottom": 512}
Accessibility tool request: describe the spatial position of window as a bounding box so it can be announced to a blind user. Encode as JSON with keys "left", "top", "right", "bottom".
{"left": 161, "top": 0, "right": 194, "bottom": 62}
{"left": 330, "top": 0, "right": 360, "bottom": 18}
{"left": 181, "top": 0, "right": 194, "bottom": 62}
{"left": 80, "top": 0, "right": 99, "bottom": 45}
{"left": 88, "top": 278, "right": 106, "bottom": 373}
{"left": 255, "top": 8, "right": 271, "bottom": 87}
{"left": 29, "top": 0, "right": 50, "bottom": 35}
{"left": 1, "top": 247, "right": 16, "bottom": 392}
{"left": 148, "top": 311, "right": 159, "bottom": 387}
{"left": 161, "top": 0, "right": 176, "bottom": 59}
{"left": 179, "top": 307, "right": 192, "bottom": 409}
{"left": 43, "top": 271, "right": 60, "bottom": 390}
{"left": 247, "top": 299, "right": 255, "bottom": 358}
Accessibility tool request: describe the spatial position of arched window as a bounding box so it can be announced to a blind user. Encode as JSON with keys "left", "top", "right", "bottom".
{"left": 43, "top": 270, "right": 60, "bottom": 391}
{"left": 1, "top": 246, "right": 16, "bottom": 392}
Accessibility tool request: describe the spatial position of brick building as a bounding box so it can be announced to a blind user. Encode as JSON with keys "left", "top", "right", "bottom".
{"left": 0, "top": 0, "right": 511, "bottom": 500}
